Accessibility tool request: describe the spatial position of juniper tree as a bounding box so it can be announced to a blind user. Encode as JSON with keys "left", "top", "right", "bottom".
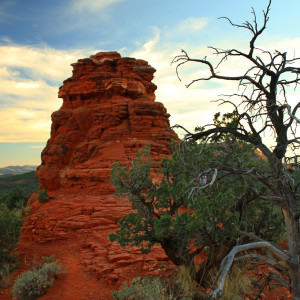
{"left": 109, "top": 141, "right": 284, "bottom": 287}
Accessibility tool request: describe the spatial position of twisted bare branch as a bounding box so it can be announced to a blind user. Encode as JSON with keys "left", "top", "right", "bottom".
{"left": 210, "top": 241, "right": 295, "bottom": 298}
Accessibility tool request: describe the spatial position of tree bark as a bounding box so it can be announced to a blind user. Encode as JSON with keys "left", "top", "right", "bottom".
{"left": 196, "top": 240, "right": 235, "bottom": 286}
{"left": 283, "top": 208, "right": 300, "bottom": 299}
{"left": 161, "top": 238, "right": 197, "bottom": 277}
{"left": 275, "top": 162, "right": 300, "bottom": 299}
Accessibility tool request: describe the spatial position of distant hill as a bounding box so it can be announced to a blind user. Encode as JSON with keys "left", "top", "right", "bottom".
{"left": 0, "top": 165, "right": 37, "bottom": 176}
{"left": 0, "top": 171, "right": 39, "bottom": 197}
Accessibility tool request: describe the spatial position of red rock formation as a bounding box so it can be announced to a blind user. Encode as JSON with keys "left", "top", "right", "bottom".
{"left": 37, "top": 51, "right": 176, "bottom": 193}
{"left": 15, "top": 52, "right": 178, "bottom": 300}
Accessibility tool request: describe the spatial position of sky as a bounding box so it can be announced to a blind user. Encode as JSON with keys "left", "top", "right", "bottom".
{"left": 0, "top": 0, "right": 299, "bottom": 167}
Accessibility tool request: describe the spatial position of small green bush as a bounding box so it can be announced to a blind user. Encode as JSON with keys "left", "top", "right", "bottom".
{"left": 112, "top": 276, "right": 167, "bottom": 300}
{"left": 12, "top": 258, "right": 64, "bottom": 300}
{"left": 0, "top": 260, "right": 19, "bottom": 289}
{"left": 37, "top": 189, "right": 49, "bottom": 203}
{"left": 42, "top": 254, "right": 56, "bottom": 264}
{"left": 112, "top": 276, "right": 193, "bottom": 300}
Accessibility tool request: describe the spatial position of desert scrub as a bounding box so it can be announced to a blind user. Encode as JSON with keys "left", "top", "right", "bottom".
{"left": 0, "top": 260, "right": 20, "bottom": 289}
{"left": 37, "top": 189, "right": 49, "bottom": 203}
{"left": 112, "top": 276, "right": 167, "bottom": 300}
{"left": 174, "top": 266, "right": 197, "bottom": 297}
{"left": 0, "top": 203, "right": 23, "bottom": 280}
{"left": 112, "top": 276, "right": 192, "bottom": 300}
{"left": 12, "top": 256, "right": 64, "bottom": 300}
{"left": 222, "top": 266, "right": 251, "bottom": 300}
{"left": 204, "top": 265, "right": 251, "bottom": 300}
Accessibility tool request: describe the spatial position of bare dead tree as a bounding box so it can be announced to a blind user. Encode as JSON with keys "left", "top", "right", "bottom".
{"left": 172, "top": 0, "right": 300, "bottom": 298}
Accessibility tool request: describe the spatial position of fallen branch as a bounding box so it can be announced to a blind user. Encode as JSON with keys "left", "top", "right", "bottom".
{"left": 210, "top": 241, "right": 295, "bottom": 298}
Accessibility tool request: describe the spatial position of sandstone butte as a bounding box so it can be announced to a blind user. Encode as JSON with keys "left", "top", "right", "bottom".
{"left": 5, "top": 52, "right": 179, "bottom": 300}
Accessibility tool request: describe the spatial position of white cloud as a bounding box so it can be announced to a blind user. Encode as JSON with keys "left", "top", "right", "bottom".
{"left": 61, "top": 0, "right": 127, "bottom": 30}
{"left": 0, "top": 45, "right": 87, "bottom": 82}
{"left": 178, "top": 17, "right": 208, "bottom": 32}
{"left": 259, "top": 37, "right": 300, "bottom": 60}
{"left": 71, "top": 0, "right": 125, "bottom": 13}
{"left": 0, "top": 108, "right": 49, "bottom": 142}
{"left": 0, "top": 44, "right": 96, "bottom": 142}
{"left": 28, "top": 145, "right": 45, "bottom": 149}
{"left": 159, "top": 17, "right": 208, "bottom": 45}
{"left": 130, "top": 29, "right": 237, "bottom": 136}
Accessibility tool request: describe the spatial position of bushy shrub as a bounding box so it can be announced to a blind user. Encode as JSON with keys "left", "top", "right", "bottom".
{"left": 0, "top": 187, "right": 27, "bottom": 210}
{"left": 41, "top": 254, "right": 56, "bottom": 264}
{"left": 112, "top": 276, "right": 193, "bottom": 300}
{"left": 174, "top": 266, "right": 197, "bottom": 297}
{"left": 37, "top": 189, "right": 49, "bottom": 203}
{"left": 0, "top": 188, "right": 27, "bottom": 287}
{"left": 0, "top": 260, "right": 19, "bottom": 289}
{"left": 112, "top": 276, "right": 167, "bottom": 300}
{"left": 0, "top": 203, "right": 23, "bottom": 269}
{"left": 12, "top": 258, "right": 64, "bottom": 300}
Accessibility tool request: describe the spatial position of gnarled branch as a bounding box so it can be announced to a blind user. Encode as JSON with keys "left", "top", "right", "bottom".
{"left": 210, "top": 241, "right": 295, "bottom": 298}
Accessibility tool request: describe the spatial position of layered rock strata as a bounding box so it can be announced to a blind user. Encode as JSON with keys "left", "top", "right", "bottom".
{"left": 37, "top": 51, "right": 177, "bottom": 193}
{"left": 17, "top": 52, "right": 178, "bottom": 299}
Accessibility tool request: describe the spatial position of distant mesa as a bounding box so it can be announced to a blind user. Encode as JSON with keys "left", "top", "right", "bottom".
{"left": 18, "top": 51, "right": 178, "bottom": 298}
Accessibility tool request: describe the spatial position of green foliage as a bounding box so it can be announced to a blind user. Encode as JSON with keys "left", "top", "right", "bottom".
{"left": 0, "top": 171, "right": 39, "bottom": 197}
{"left": 0, "top": 173, "right": 38, "bottom": 280}
{"left": 0, "top": 187, "right": 29, "bottom": 285}
{"left": 0, "top": 259, "right": 20, "bottom": 289}
{"left": 112, "top": 276, "right": 192, "bottom": 300}
{"left": 174, "top": 265, "right": 197, "bottom": 296}
{"left": 0, "top": 187, "right": 27, "bottom": 210}
{"left": 37, "top": 189, "right": 49, "bottom": 203}
{"left": 109, "top": 139, "right": 285, "bottom": 284}
{"left": 0, "top": 203, "right": 23, "bottom": 275}
{"left": 213, "top": 110, "right": 240, "bottom": 129}
{"left": 112, "top": 276, "right": 168, "bottom": 300}
{"left": 42, "top": 254, "right": 56, "bottom": 264}
{"left": 12, "top": 257, "right": 64, "bottom": 300}
{"left": 289, "top": 168, "right": 300, "bottom": 201}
